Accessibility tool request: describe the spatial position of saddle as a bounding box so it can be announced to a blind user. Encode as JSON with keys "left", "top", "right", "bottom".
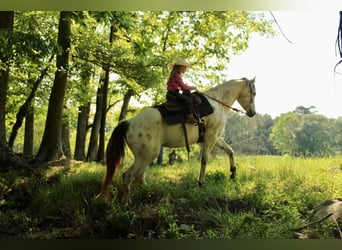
{"left": 156, "top": 91, "right": 214, "bottom": 125}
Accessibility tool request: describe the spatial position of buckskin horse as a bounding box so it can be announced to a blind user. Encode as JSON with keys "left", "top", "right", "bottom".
{"left": 98, "top": 77, "right": 256, "bottom": 204}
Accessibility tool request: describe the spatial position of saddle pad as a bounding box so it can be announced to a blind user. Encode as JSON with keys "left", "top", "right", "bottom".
{"left": 156, "top": 93, "right": 214, "bottom": 125}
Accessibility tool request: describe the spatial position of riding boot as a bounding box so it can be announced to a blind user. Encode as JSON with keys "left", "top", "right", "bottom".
{"left": 185, "top": 113, "right": 198, "bottom": 123}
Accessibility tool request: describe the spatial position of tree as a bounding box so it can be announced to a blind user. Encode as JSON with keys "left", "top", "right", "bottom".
{"left": 270, "top": 112, "right": 302, "bottom": 155}
{"left": 0, "top": 11, "right": 274, "bottom": 167}
{"left": 73, "top": 62, "right": 92, "bottom": 160}
{"left": 125, "top": 11, "right": 274, "bottom": 103}
{"left": 0, "top": 11, "right": 16, "bottom": 168}
{"left": 254, "top": 114, "right": 275, "bottom": 154}
{"left": 224, "top": 112, "right": 275, "bottom": 155}
{"left": 295, "top": 115, "right": 335, "bottom": 156}
{"left": 0, "top": 11, "right": 14, "bottom": 143}
{"left": 86, "top": 79, "right": 104, "bottom": 161}
{"left": 293, "top": 105, "right": 317, "bottom": 115}
{"left": 35, "top": 11, "right": 71, "bottom": 163}
{"left": 331, "top": 117, "right": 342, "bottom": 154}
{"left": 8, "top": 54, "right": 54, "bottom": 150}
{"left": 23, "top": 109, "right": 34, "bottom": 157}
{"left": 4, "top": 12, "right": 58, "bottom": 156}
{"left": 71, "top": 14, "right": 95, "bottom": 161}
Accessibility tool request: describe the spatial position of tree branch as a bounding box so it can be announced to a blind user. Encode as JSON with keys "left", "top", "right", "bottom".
{"left": 269, "top": 11, "right": 293, "bottom": 44}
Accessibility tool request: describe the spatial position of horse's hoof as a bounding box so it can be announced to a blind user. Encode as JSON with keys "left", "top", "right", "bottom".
{"left": 198, "top": 181, "right": 204, "bottom": 187}
{"left": 95, "top": 191, "right": 111, "bottom": 202}
{"left": 230, "top": 173, "right": 236, "bottom": 180}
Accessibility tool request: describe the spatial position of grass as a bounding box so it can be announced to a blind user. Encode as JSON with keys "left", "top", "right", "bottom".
{"left": 0, "top": 155, "right": 341, "bottom": 239}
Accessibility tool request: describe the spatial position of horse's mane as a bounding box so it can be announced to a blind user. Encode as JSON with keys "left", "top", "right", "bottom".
{"left": 205, "top": 78, "right": 246, "bottom": 94}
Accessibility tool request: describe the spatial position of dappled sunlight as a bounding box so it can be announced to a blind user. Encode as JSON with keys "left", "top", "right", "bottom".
{"left": 1, "top": 156, "right": 341, "bottom": 238}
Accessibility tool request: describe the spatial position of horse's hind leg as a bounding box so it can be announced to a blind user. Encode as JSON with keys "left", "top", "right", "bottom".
{"left": 121, "top": 159, "right": 150, "bottom": 205}
{"left": 215, "top": 138, "right": 236, "bottom": 179}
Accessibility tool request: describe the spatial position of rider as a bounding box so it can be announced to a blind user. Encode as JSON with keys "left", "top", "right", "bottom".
{"left": 166, "top": 58, "right": 197, "bottom": 123}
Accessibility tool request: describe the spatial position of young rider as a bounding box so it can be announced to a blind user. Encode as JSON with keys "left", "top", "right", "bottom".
{"left": 166, "top": 58, "right": 197, "bottom": 123}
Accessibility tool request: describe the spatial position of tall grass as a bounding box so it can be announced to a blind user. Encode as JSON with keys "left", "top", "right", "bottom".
{"left": 0, "top": 155, "right": 341, "bottom": 239}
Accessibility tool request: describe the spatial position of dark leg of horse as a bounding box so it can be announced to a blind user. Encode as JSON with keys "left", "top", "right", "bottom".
{"left": 215, "top": 138, "right": 236, "bottom": 179}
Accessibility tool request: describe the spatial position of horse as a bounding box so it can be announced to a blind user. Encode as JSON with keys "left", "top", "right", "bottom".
{"left": 98, "top": 77, "right": 256, "bottom": 204}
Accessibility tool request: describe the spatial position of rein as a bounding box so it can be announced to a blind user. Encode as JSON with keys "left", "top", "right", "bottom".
{"left": 200, "top": 92, "right": 245, "bottom": 114}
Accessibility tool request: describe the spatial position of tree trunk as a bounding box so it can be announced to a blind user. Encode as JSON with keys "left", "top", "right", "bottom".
{"left": 86, "top": 84, "right": 103, "bottom": 161}
{"left": 74, "top": 103, "right": 90, "bottom": 161}
{"left": 0, "top": 12, "right": 23, "bottom": 170}
{"left": 62, "top": 110, "right": 71, "bottom": 159}
{"left": 97, "top": 25, "right": 116, "bottom": 163}
{"left": 118, "top": 89, "right": 134, "bottom": 121}
{"left": 23, "top": 106, "right": 34, "bottom": 157}
{"left": 97, "top": 68, "right": 109, "bottom": 163}
{"left": 0, "top": 11, "right": 14, "bottom": 145}
{"left": 8, "top": 55, "right": 53, "bottom": 149}
{"left": 35, "top": 11, "right": 71, "bottom": 163}
{"left": 74, "top": 61, "right": 92, "bottom": 161}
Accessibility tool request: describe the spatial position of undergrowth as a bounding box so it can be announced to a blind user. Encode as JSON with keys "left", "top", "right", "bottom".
{"left": 0, "top": 155, "right": 341, "bottom": 239}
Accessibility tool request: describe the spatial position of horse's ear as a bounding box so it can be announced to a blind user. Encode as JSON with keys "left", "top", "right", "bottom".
{"left": 252, "top": 76, "right": 256, "bottom": 82}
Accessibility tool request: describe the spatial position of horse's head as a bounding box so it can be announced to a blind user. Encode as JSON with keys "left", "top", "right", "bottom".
{"left": 237, "top": 77, "right": 256, "bottom": 117}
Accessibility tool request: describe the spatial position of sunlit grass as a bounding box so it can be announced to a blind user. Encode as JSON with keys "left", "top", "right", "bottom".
{"left": 1, "top": 155, "right": 341, "bottom": 239}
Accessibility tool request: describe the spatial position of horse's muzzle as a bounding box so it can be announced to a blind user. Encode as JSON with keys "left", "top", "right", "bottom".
{"left": 246, "top": 109, "right": 256, "bottom": 117}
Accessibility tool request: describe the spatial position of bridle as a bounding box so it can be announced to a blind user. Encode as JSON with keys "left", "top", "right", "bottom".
{"left": 200, "top": 78, "right": 255, "bottom": 115}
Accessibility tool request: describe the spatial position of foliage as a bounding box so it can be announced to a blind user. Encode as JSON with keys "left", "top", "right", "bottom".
{"left": 6, "top": 12, "right": 58, "bottom": 127}
{"left": 269, "top": 110, "right": 341, "bottom": 156}
{"left": 224, "top": 112, "right": 275, "bottom": 155}
{"left": 0, "top": 156, "right": 341, "bottom": 239}
{"left": 3, "top": 11, "right": 275, "bottom": 159}
{"left": 295, "top": 115, "right": 336, "bottom": 156}
{"left": 270, "top": 112, "right": 302, "bottom": 155}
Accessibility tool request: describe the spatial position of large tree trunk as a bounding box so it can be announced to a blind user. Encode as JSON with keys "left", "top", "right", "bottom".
{"left": 0, "top": 11, "right": 14, "bottom": 145}
{"left": 35, "top": 11, "right": 71, "bottom": 163}
{"left": 0, "top": 11, "right": 20, "bottom": 169}
{"left": 0, "top": 11, "right": 25, "bottom": 169}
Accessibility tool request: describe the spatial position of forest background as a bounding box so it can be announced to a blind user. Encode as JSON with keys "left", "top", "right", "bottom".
{"left": 0, "top": 10, "right": 342, "bottom": 240}
{"left": 1, "top": 11, "right": 341, "bottom": 169}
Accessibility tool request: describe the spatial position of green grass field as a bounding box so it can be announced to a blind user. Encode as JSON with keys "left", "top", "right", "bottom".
{"left": 0, "top": 155, "right": 341, "bottom": 239}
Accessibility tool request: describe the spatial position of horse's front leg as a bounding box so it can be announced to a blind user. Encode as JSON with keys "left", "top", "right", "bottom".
{"left": 198, "top": 141, "right": 215, "bottom": 186}
{"left": 215, "top": 137, "right": 236, "bottom": 179}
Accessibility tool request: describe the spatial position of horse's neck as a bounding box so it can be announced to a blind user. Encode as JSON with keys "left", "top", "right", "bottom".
{"left": 205, "top": 80, "right": 243, "bottom": 108}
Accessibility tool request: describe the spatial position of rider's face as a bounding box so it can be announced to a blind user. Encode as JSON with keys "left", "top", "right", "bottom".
{"left": 181, "top": 66, "right": 187, "bottom": 74}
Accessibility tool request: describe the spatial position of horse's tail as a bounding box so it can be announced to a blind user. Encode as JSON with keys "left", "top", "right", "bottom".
{"left": 97, "top": 120, "right": 129, "bottom": 201}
